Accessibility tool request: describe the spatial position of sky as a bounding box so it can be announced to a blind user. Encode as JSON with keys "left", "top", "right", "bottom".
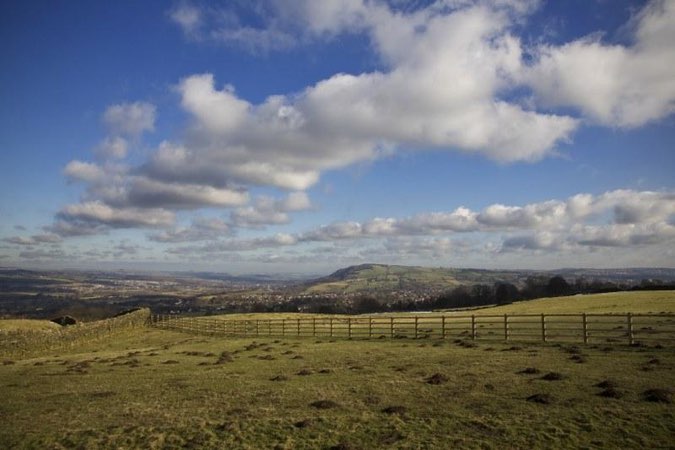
{"left": 1, "top": 0, "right": 674, "bottom": 275}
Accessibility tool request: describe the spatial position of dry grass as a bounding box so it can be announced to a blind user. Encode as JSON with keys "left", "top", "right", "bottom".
{"left": 1, "top": 325, "right": 673, "bottom": 449}
{"left": 0, "top": 319, "right": 61, "bottom": 332}
{"left": 467, "top": 290, "right": 675, "bottom": 315}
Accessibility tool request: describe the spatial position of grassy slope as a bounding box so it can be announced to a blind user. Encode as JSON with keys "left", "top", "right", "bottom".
{"left": 467, "top": 291, "right": 675, "bottom": 315}
{"left": 1, "top": 325, "right": 674, "bottom": 449}
{"left": 0, "top": 319, "right": 61, "bottom": 332}
{"left": 305, "top": 265, "right": 463, "bottom": 294}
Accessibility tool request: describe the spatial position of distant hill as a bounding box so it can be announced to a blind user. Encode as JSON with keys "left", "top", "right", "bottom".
{"left": 301, "top": 264, "right": 675, "bottom": 296}
{"left": 303, "top": 264, "right": 526, "bottom": 295}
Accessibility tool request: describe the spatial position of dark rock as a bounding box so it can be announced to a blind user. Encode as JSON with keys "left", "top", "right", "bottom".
{"left": 50, "top": 316, "right": 77, "bottom": 326}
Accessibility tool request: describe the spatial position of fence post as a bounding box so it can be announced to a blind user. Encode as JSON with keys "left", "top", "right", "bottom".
{"left": 471, "top": 315, "right": 476, "bottom": 340}
{"left": 282, "top": 319, "right": 286, "bottom": 337}
{"left": 627, "top": 313, "right": 634, "bottom": 345}
{"left": 414, "top": 317, "right": 419, "bottom": 339}
{"left": 390, "top": 317, "right": 394, "bottom": 338}
{"left": 297, "top": 318, "right": 301, "bottom": 337}
{"left": 313, "top": 318, "right": 316, "bottom": 337}
{"left": 348, "top": 318, "right": 352, "bottom": 339}
{"left": 541, "top": 314, "right": 547, "bottom": 343}
{"left": 582, "top": 313, "right": 588, "bottom": 344}
{"left": 504, "top": 314, "right": 509, "bottom": 341}
{"left": 369, "top": 317, "right": 373, "bottom": 338}
{"left": 256, "top": 320, "right": 259, "bottom": 336}
{"left": 330, "top": 318, "right": 334, "bottom": 338}
{"left": 441, "top": 316, "right": 446, "bottom": 339}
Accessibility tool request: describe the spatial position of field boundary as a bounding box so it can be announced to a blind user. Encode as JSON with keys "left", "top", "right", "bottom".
{"left": 1, "top": 308, "right": 151, "bottom": 358}
{"left": 152, "top": 312, "right": 675, "bottom": 346}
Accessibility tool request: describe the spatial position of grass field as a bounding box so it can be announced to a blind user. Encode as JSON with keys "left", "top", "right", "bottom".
{"left": 466, "top": 291, "right": 675, "bottom": 315}
{"left": 1, "top": 293, "right": 674, "bottom": 449}
{"left": 0, "top": 319, "right": 61, "bottom": 332}
{"left": 1, "top": 325, "right": 674, "bottom": 449}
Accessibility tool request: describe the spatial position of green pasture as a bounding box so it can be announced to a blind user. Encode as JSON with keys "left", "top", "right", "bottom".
{"left": 1, "top": 327, "right": 674, "bottom": 449}
{"left": 467, "top": 290, "right": 675, "bottom": 315}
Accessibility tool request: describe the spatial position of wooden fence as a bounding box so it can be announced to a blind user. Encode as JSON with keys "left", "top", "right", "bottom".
{"left": 151, "top": 313, "right": 675, "bottom": 345}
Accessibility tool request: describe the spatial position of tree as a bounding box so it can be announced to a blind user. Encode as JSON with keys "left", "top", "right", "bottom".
{"left": 495, "top": 283, "right": 519, "bottom": 304}
{"left": 353, "top": 296, "right": 383, "bottom": 314}
{"left": 546, "top": 275, "right": 571, "bottom": 297}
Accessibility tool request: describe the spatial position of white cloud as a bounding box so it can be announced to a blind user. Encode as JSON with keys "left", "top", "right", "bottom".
{"left": 102, "top": 101, "right": 156, "bottom": 137}
{"left": 0, "top": 234, "right": 61, "bottom": 246}
{"left": 281, "top": 192, "right": 312, "bottom": 212}
{"left": 526, "top": 0, "right": 675, "bottom": 127}
{"left": 64, "top": 161, "right": 106, "bottom": 183}
{"left": 52, "top": 1, "right": 675, "bottom": 250}
{"left": 231, "top": 192, "right": 312, "bottom": 228}
{"left": 2, "top": 236, "right": 35, "bottom": 245}
{"left": 159, "top": 0, "right": 675, "bottom": 202}
{"left": 150, "top": 1, "right": 581, "bottom": 192}
{"left": 168, "top": 2, "right": 297, "bottom": 52}
{"left": 168, "top": 233, "right": 297, "bottom": 254}
{"left": 501, "top": 232, "right": 567, "bottom": 252}
{"left": 57, "top": 201, "right": 174, "bottom": 229}
{"left": 148, "top": 217, "right": 231, "bottom": 243}
{"left": 169, "top": 4, "right": 202, "bottom": 35}
{"left": 162, "top": 189, "right": 674, "bottom": 255}
{"left": 177, "top": 74, "right": 249, "bottom": 135}
{"left": 94, "top": 136, "right": 128, "bottom": 160}
{"left": 127, "top": 177, "right": 248, "bottom": 209}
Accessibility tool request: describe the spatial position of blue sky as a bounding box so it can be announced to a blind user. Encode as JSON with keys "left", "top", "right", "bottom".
{"left": 1, "top": 0, "right": 674, "bottom": 275}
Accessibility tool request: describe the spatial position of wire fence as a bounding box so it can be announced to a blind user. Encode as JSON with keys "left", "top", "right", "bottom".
{"left": 151, "top": 313, "right": 675, "bottom": 345}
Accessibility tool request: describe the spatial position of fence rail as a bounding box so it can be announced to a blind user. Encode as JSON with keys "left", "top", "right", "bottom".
{"left": 151, "top": 313, "right": 675, "bottom": 345}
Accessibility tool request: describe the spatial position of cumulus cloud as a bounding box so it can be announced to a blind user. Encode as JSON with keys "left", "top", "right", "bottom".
{"left": 56, "top": 201, "right": 174, "bottom": 229}
{"left": 64, "top": 161, "right": 107, "bottom": 184}
{"left": 158, "top": 0, "right": 675, "bottom": 201}
{"left": 162, "top": 189, "right": 674, "bottom": 257}
{"left": 525, "top": 0, "right": 675, "bottom": 127}
{"left": 94, "top": 136, "right": 128, "bottom": 160}
{"left": 168, "top": 233, "right": 297, "bottom": 254}
{"left": 148, "top": 217, "right": 231, "bottom": 243}
{"left": 501, "top": 232, "right": 567, "bottom": 252}
{"left": 2, "top": 233, "right": 63, "bottom": 246}
{"left": 102, "top": 102, "right": 156, "bottom": 137}
{"left": 53, "top": 0, "right": 675, "bottom": 248}
{"left": 155, "top": 1, "right": 578, "bottom": 192}
{"left": 231, "top": 192, "right": 312, "bottom": 228}
{"left": 126, "top": 177, "right": 248, "bottom": 209}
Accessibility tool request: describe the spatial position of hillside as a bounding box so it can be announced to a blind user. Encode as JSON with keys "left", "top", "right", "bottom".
{"left": 303, "top": 264, "right": 526, "bottom": 295}
{"left": 466, "top": 290, "right": 675, "bottom": 315}
{"left": 301, "top": 264, "right": 675, "bottom": 296}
